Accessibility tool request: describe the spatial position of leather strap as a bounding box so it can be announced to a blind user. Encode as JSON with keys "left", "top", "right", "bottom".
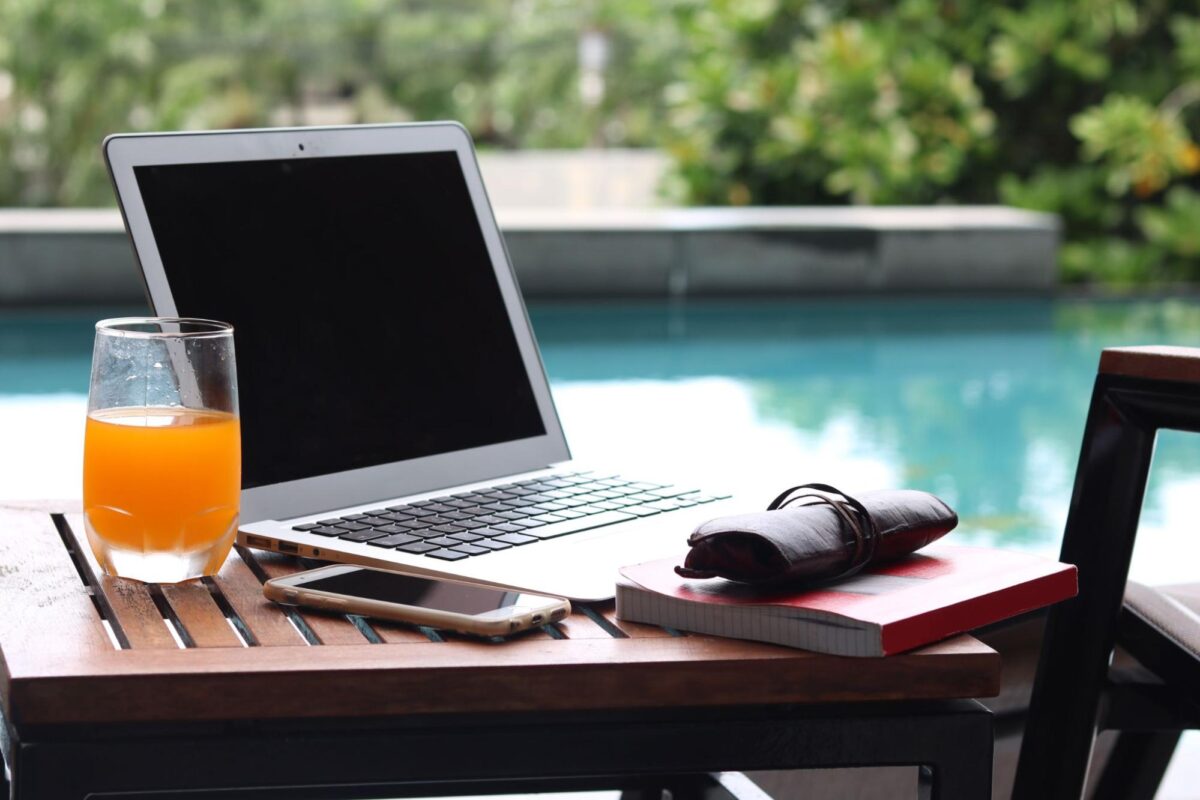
{"left": 766, "top": 483, "right": 880, "bottom": 582}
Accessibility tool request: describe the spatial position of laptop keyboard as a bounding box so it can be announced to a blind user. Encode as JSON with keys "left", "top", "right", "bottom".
{"left": 291, "top": 471, "right": 729, "bottom": 562}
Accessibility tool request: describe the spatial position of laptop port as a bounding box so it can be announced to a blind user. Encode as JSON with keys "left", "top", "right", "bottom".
{"left": 245, "top": 535, "right": 271, "bottom": 548}
{"left": 277, "top": 541, "right": 299, "bottom": 555}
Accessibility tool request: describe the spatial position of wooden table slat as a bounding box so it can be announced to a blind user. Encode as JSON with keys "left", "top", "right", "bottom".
{"left": 0, "top": 508, "right": 112, "bottom": 665}
{"left": 359, "top": 617, "right": 434, "bottom": 644}
{"left": 246, "top": 550, "right": 370, "bottom": 645}
{"left": 158, "top": 582, "right": 243, "bottom": 648}
{"left": 62, "top": 513, "right": 178, "bottom": 650}
{"left": 210, "top": 550, "right": 306, "bottom": 647}
{"left": 594, "top": 601, "right": 676, "bottom": 639}
{"left": 552, "top": 603, "right": 632, "bottom": 639}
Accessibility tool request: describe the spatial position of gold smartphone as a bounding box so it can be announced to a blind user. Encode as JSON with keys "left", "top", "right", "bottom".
{"left": 263, "top": 564, "right": 570, "bottom": 637}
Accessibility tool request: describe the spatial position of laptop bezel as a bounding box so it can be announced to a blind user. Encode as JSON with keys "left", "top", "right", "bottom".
{"left": 103, "top": 122, "right": 571, "bottom": 522}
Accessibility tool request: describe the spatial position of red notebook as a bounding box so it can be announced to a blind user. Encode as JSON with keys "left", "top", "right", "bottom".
{"left": 616, "top": 545, "right": 1077, "bottom": 657}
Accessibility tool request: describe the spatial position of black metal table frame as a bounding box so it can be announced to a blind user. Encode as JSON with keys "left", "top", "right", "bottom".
{"left": 2, "top": 699, "right": 992, "bottom": 799}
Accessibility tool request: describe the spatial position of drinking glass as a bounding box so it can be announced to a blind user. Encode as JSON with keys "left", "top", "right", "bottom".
{"left": 83, "top": 318, "right": 240, "bottom": 583}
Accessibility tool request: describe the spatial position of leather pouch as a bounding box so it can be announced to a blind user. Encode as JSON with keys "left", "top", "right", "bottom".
{"left": 676, "top": 483, "right": 958, "bottom": 585}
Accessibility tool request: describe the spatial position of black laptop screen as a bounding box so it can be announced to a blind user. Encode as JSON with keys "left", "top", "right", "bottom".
{"left": 133, "top": 150, "right": 546, "bottom": 489}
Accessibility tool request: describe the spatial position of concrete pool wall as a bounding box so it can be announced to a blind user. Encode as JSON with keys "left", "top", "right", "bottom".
{"left": 0, "top": 206, "right": 1059, "bottom": 305}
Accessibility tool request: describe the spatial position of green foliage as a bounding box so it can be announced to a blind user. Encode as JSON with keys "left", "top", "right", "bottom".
{"left": 3, "top": 0, "right": 1200, "bottom": 285}
{"left": 0, "top": 0, "right": 683, "bottom": 206}
{"left": 666, "top": 0, "right": 1200, "bottom": 285}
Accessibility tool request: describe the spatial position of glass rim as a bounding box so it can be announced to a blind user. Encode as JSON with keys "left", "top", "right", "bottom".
{"left": 95, "top": 317, "right": 234, "bottom": 340}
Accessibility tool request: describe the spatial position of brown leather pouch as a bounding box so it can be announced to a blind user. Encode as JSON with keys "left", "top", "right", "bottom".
{"left": 676, "top": 483, "right": 957, "bottom": 585}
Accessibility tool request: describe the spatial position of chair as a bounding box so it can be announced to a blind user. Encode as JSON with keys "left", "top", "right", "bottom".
{"left": 1013, "top": 346, "right": 1200, "bottom": 799}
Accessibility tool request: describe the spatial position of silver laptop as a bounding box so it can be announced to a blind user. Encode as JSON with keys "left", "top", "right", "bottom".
{"left": 103, "top": 122, "right": 735, "bottom": 601}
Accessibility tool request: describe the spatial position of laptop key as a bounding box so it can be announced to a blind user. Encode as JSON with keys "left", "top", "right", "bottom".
{"left": 310, "top": 525, "right": 346, "bottom": 536}
{"left": 526, "top": 503, "right": 567, "bottom": 514}
{"left": 335, "top": 521, "right": 370, "bottom": 532}
{"left": 408, "top": 528, "right": 448, "bottom": 539}
{"left": 341, "top": 513, "right": 369, "bottom": 521}
{"left": 427, "top": 548, "right": 469, "bottom": 561}
{"left": 449, "top": 543, "right": 490, "bottom": 556}
{"left": 339, "top": 529, "right": 388, "bottom": 542}
{"left": 623, "top": 505, "right": 662, "bottom": 518}
{"left": 397, "top": 541, "right": 439, "bottom": 554}
{"left": 448, "top": 531, "right": 484, "bottom": 543}
{"left": 368, "top": 533, "right": 421, "bottom": 548}
{"left": 360, "top": 516, "right": 392, "bottom": 527}
{"left": 495, "top": 510, "right": 530, "bottom": 521}
{"left": 454, "top": 520, "right": 486, "bottom": 530}
{"left": 524, "top": 510, "right": 637, "bottom": 540}
{"left": 430, "top": 524, "right": 465, "bottom": 534}
{"left": 292, "top": 522, "right": 321, "bottom": 531}
{"left": 425, "top": 536, "right": 460, "bottom": 547}
{"left": 476, "top": 539, "right": 513, "bottom": 551}
{"left": 372, "top": 524, "right": 410, "bottom": 536}
{"left": 647, "top": 487, "right": 694, "bottom": 499}
{"left": 530, "top": 513, "right": 568, "bottom": 524}
{"left": 317, "top": 518, "right": 343, "bottom": 526}
{"left": 473, "top": 514, "right": 507, "bottom": 526}
{"left": 494, "top": 532, "right": 537, "bottom": 545}
{"left": 572, "top": 505, "right": 608, "bottom": 516}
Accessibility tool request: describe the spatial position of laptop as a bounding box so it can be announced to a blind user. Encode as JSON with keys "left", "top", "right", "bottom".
{"left": 103, "top": 122, "right": 736, "bottom": 601}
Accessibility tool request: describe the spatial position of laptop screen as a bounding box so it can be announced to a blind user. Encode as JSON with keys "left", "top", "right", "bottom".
{"left": 133, "top": 150, "right": 546, "bottom": 489}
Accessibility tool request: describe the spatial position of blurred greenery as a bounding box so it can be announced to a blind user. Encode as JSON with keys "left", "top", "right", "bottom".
{"left": 2, "top": 0, "right": 1200, "bottom": 284}
{"left": 665, "top": 0, "right": 1200, "bottom": 285}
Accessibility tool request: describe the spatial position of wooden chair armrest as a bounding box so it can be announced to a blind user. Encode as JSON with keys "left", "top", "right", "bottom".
{"left": 1099, "top": 346, "right": 1200, "bottom": 384}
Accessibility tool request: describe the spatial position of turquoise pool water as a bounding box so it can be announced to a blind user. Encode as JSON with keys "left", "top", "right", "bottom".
{"left": 4, "top": 297, "right": 1200, "bottom": 583}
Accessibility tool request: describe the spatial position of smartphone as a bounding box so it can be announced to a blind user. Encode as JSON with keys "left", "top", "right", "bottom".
{"left": 263, "top": 564, "right": 571, "bottom": 637}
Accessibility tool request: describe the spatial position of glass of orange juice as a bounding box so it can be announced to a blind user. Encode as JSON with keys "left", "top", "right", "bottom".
{"left": 84, "top": 318, "right": 240, "bottom": 583}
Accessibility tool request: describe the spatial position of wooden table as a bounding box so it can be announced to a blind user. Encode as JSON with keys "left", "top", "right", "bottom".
{"left": 0, "top": 501, "right": 1001, "bottom": 799}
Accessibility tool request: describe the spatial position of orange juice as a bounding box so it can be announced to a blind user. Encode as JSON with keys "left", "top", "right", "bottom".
{"left": 84, "top": 407, "right": 240, "bottom": 581}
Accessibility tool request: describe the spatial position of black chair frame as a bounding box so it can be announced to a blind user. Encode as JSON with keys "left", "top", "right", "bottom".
{"left": 1014, "top": 368, "right": 1200, "bottom": 799}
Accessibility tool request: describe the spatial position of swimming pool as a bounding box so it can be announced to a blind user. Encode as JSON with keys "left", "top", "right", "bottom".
{"left": 4, "top": 296, "right": 1200, "bottom": 584}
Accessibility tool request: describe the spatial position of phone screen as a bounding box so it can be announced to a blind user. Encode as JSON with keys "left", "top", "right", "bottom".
{"left": 302, "top": 569, "right": 519, "bottom": 615}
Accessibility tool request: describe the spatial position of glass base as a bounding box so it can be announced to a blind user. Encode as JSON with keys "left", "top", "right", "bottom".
{"left": 84, "top": 515, "right": 237, "bottom": 584}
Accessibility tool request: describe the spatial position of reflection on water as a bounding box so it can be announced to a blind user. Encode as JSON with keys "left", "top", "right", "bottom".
{"left": 531, "top": 297, "right": 1200, "bottom": 582}
{"left": 4, "top": 297, "right": 1200, "bottom": 582}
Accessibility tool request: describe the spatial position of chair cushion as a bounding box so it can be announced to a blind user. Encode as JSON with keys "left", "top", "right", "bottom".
{"left": 1121, "top": 582, "right": 1200, "bottom": 695}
